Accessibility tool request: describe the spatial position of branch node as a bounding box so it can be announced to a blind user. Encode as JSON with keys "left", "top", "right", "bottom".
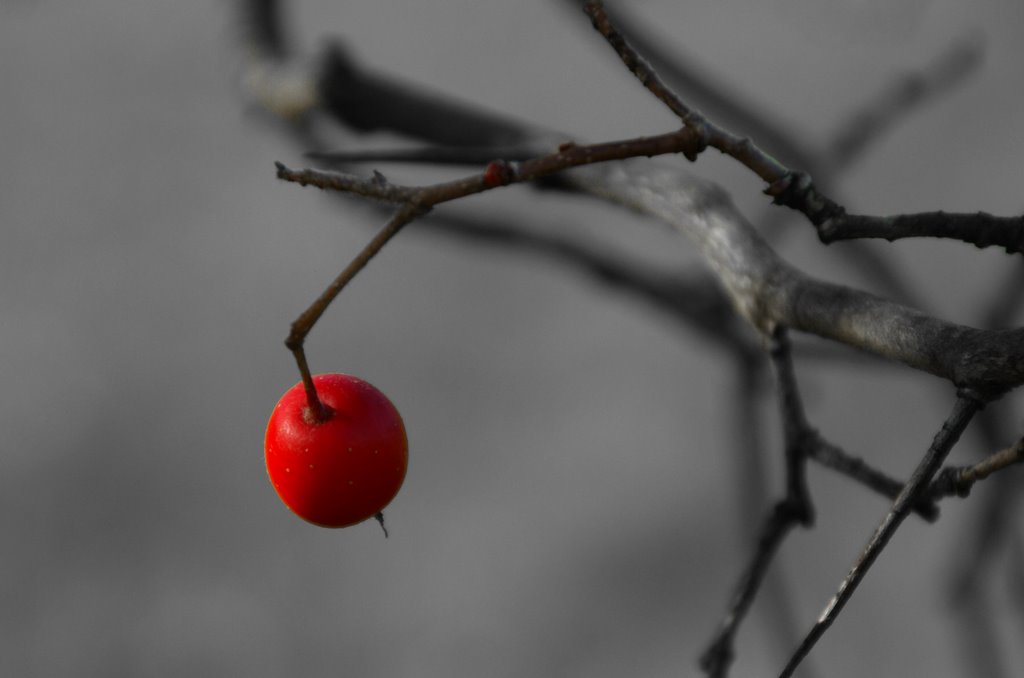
{"left": 764, "top": 170, "right": 809, "bottom": 205}
{"left": 764, "top": 172, "right": 845, "bottom": 227}
{"left": 682, "top": 122, "right": 710, "bottom": 162}
{"left": 939, "top": 467, "right": 973, "bottom": 498}
{"left": 482, "top": 159, "right": 518, "bottom": 188}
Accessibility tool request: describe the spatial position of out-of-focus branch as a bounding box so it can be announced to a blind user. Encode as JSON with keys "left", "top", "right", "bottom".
{"left": 825, "top": 36, "right": 984, "bottom": 172}
{"left": 809, "top": 435, "right": 940, "bottom": 521}
{"left": 315, "top": 43, "right": 537, "bottom": 148}
{"left": 980, "top": 262, "right": 1024, "bottom": 329}
{"left": 239, "top": 0, "right": 545, "bottom": 148}
{"left": 241, "top": 0, "right": 289, "bottom": 59}
{"left": 723, "top": 356, "right": 814, "bottom": 677}
{"left": 306, "top": 146, "right": 539, "bottom": 167}
{"left": 419, "top": 211, "right": 748, "bottom": 351}
{"left": 700, "top": 329, "right": 814, "bottom": 678}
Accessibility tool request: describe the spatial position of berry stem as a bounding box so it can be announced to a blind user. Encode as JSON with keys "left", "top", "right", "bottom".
{"left": 284, "top": 201, "right": 426, "bottom": 418}
{"left": 293, "top": 346, "right": 330, "bottom": 424}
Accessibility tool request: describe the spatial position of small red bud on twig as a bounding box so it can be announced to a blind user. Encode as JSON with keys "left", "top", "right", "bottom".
{"left": 482, "top": 159, "right": 516, "bottom": 188}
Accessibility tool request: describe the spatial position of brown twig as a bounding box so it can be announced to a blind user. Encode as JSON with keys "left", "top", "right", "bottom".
{"left": 943, "top": 404, "right": 1023, "bottom": 677}
{"left": 584, "top": 3, "right": 797, "bottom": 183}
{"left": 283, "top": 200, "right": 428, "bottom": 419}
{"left": 276, "top": 128, "right": 709, "bottom": 200}
{"left": 565, "top": 0, "right": 820, "bottom": 173}
{"left": 279, "top": 139, "right": 1024, "bottom": 398}
{"left": 928, "top": 436, "right": 1024, "bottom": 501}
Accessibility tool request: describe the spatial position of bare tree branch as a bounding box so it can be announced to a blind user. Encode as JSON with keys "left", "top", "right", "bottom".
{"left": 944, "top": 405, "right": 1024, "bottom": 678}
{"left": 701, "top": 328, "right": 815, "bottom": 678}
{"left": 778, "top": 394, "right": 983, "bottom": 678}
{"left": 809, "top": 435, "right": 940, "bottom": 521}
{"left": 582, "top": 2, "right": 807, "bottom": 195}
{"left": 563, "top": 0, "right": 820, "bottom": 174}
{"left": 583, "top": 2, "right": 1021, "bottom": 259}
{"left": 278, "top": 137, "right": 1024, "bottom": 397}
{"left": 566, "top": 161, "right": 1024, "bottom": 398}
{"left": 315, "top": 43, "right": 536, "bottom": 149}
{"left": 240, "top": 1, "right": 1022, "bottom": 675}
{"left": 929, "top": 436, "right": 1024, "bottom": 501}
{"left": 817, "top": 211, "right": 1024, "bottom": 254}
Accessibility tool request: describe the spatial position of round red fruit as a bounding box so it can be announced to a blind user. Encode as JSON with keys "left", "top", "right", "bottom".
{"left": 265, "top": 373, "right": 408, "bottom": 528}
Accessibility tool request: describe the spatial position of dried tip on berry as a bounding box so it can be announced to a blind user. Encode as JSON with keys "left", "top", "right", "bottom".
{"left": 375, "top": 511, "right": 389, "bottom": 538}
{"left": 482, "top": 160, "right": 515, "bottom": 188}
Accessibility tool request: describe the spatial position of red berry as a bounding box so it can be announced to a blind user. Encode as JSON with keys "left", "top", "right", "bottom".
{"left": 265, "top": 373, "right": 408, "bottom": 528}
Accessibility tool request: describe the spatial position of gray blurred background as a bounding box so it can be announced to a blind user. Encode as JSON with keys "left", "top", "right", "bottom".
{"left": 3, "top": 1, "right": 1023, "bottom": 676}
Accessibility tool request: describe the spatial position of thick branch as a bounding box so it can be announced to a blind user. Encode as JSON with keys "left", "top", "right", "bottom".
{"left": 567, "top": 161, "right": 1024, "bottom": 398}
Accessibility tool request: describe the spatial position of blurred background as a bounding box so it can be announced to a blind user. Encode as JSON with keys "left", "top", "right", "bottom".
{"left": 2, "top": 1, "right": 1023, "bottom": 676}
